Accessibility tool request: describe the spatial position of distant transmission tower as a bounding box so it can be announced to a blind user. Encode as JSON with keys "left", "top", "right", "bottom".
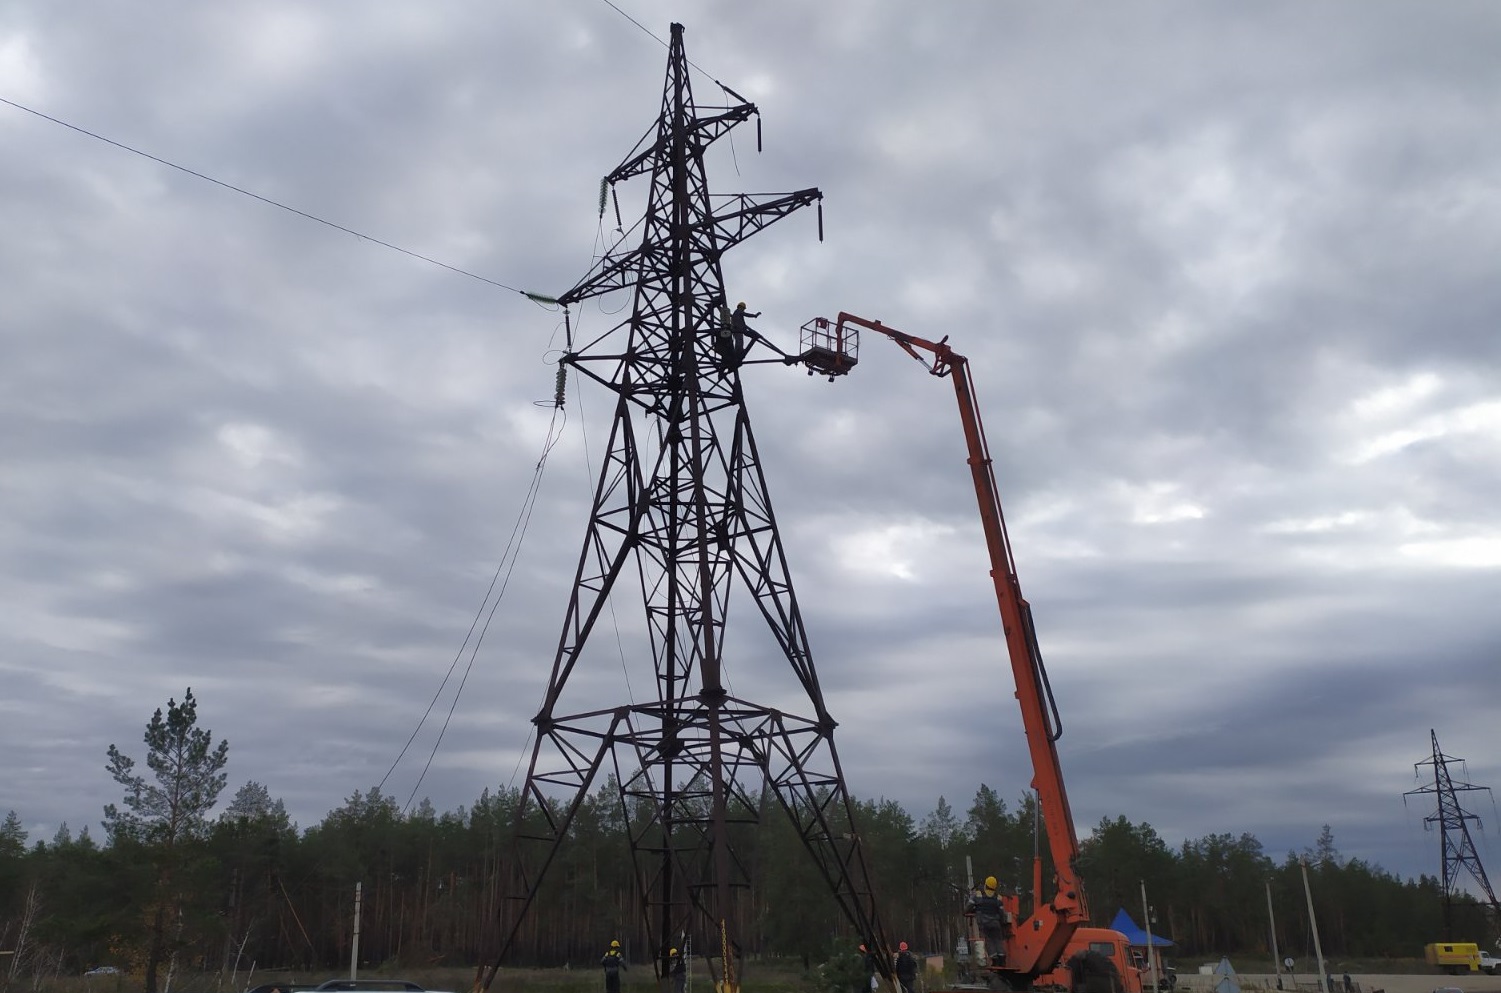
{"left": 477, "top": 23, "right": 886, "bottom": 991}
{"left": 1404, "top": 729, "right": 1501, "bottom": 937}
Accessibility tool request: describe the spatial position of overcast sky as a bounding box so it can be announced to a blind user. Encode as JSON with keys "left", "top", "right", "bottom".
{"left": 3, "top": 2, "right": 1500, "bottom": 901}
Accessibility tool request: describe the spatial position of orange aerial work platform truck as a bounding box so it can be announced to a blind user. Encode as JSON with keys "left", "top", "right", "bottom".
{"left": 797, "top": 314, "right": 1143, "bottom": 993}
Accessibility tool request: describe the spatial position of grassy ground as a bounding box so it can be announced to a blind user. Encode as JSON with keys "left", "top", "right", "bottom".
{"left": 42, "top": 959, "right": 825, "bottom": 993}
{"left": 1180, "top": 959, "right": 1443, "bottom": 977}
{"left": 37, "top": 958, "right": 1473, "bottom": 993}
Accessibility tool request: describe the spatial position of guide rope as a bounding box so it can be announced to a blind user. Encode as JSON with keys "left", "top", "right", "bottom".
{"left": 380, "top": 364, "right": 571, "bottom": 810}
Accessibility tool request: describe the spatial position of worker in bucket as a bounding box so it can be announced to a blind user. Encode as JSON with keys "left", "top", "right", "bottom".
{"left": 600, "top": 939, "right": 628, "bottom": 993}
{"left": 895, "top": 941, "right": 919, "bottom": 993}
{"left": 969, "top": 876, "right": 1007, "bottom": 966}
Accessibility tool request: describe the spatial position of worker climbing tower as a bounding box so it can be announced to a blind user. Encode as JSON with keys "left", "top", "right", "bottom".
{"left": 1404, "top": 729, "right": 1501, "bottom": 938}
{"left": 477, "top": 24, "right": 885, "bottom": 990}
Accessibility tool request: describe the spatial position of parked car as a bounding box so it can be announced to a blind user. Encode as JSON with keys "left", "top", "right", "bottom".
{"left": 311, "top": 982, "right": 453, "bottom": 993}
{"left": 84, "top": 968, "right": 121, "bottom": 977}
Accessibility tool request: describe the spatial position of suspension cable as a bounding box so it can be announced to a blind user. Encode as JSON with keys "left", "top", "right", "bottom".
{"left": 381, "top": 384, "right": 570, "bottom": 810}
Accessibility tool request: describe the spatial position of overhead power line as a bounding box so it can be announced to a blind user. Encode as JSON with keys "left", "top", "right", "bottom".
{"left": 0, "top": 94, "right": 539, "bottom": 297}
{"left": 598, "top": 0, "right": 755, "bottom": 104}
{"left": 600, "top": 0, "right": 664, "bottom": 46}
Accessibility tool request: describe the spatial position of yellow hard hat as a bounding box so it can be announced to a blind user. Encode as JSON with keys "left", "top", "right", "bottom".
{"left": 611, "top": 939, "right": 621, "bottom": 948}
{"left": 670, "top": 948, "right": 678, "bottom": 956}
{"left": 985, "top": 875, "right": 998, "bottom": 889}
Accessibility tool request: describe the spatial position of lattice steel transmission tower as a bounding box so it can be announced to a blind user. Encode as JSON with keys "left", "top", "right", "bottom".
{"left": 1404, "top": 729, "right": 1501, "bottom": 938}
{"left": 478, "top": 23, "right": 886, "bottom": 991}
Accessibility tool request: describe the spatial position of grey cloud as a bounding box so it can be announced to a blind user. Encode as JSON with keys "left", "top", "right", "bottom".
{"left": 3, "top": 2, "right": 1498, "bottom": 889}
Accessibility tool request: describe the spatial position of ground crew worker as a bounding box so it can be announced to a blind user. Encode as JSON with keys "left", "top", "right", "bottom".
{"left": 601, "top": 939, "right": 628, "bottom": 993}
{"left": 969, "top": 875, "right": 1006, "bottom": 966}
{"left": 668, "top": 946, "right": 686, "bottom": 993}
{"left": 895, "top": 941, "right": 919, "bottom": 993}
{"left": 855, "top": 943, "right": 877, "bottom": 993}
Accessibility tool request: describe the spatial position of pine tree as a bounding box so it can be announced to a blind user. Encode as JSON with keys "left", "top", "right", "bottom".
{"left": 0, "top": 810, "right": 26, "bottom": 858}
{"left": 104, "top": 688, "right": 229, "bottom": 993}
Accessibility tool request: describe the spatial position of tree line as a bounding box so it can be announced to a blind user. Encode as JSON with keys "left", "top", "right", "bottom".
{"left": 1, "top": 690, "right": 1488, "bottom": 992}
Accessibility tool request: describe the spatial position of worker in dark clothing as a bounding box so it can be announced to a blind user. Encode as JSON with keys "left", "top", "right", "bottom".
{"left": 968, "top": 875, "right": 1007, "bottom": 966}
{"left": 601, "top": 939, "right": 628, "bottom": 993}
{"left": 713, "top": 296, "right": 736, "bottom": 367}
{"left": 731, "top": 301, "right": 759, "bottom": 332}
{"left": 731, "top": 302, "right": 759, "bottom": 358}
{"left": 668, "top": 946, "right": 686, "bottom": 993}
{"left": 711, "top": 299, "right": 759, "bottom": 371}
{"left": 895, "top": 941, "right": 919, "bottom": 993}
{"left": 855, "top": 943, "right": 877, "bottom": 993}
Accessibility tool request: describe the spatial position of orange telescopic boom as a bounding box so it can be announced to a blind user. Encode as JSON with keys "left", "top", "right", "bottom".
{"left": 799, "top": 313, "right": 1089, "bottom": 986}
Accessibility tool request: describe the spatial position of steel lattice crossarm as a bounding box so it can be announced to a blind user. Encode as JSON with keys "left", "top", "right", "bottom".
{"left": 555, "top": 188, "right": 823, "bottom": 308}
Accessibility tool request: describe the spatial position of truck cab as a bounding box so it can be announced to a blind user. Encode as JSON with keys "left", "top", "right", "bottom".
{"left": 1035, "top": 929, "right": 1145, "bottom": 993}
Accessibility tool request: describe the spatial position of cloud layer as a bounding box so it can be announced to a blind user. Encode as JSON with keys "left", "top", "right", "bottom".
{"left": 3, "top": 2, "right": 1499, "bottom": 891}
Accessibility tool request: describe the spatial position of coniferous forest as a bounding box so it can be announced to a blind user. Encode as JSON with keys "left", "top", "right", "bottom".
{"left": 1, "top": 691, "right": 1489, "bottom": 991}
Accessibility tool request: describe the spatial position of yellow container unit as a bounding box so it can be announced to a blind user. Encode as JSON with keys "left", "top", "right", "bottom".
{"left": 1425, "top": 942, "right": 1480, "bottom": 974}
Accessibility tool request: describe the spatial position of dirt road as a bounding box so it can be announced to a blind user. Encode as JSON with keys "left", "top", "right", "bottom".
{"left": 1197, "top": 975, "right": 1501, "bottom": 993}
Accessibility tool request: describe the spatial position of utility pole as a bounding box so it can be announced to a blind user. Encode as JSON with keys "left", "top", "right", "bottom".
{"left": 350, "top": 882, "right": 362, "bottom": 980}
{"left": 1404, "top": 729, "right": 1501, "bottom": 938}
{"left": 1140, "top": 881, "right": 1159, "bottom": 993}
{"left": 475, "top": 22, "right": 883, "bottom": 993}
{"left": 1300, "top": 859, "right": 1328, "bottom": 993}
{"left": 1266, "top": 881, "right": 1283, "bottom": 991}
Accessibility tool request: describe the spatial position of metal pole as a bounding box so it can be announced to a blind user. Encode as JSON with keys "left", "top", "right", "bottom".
{"left": 1300, "top": 860, "right": 1327, "bottom": 993}
{"left": 350, "top": 881, "right": 363, "bottom": 980}
{"left": 1266, "top": 881, "right": 1283, "bottom": 990}
{"left": 1140, "top": 881, "right": 1159, "bottom": 993}
{"left": 964, "top": 855, "right": 981, "bottom": 965}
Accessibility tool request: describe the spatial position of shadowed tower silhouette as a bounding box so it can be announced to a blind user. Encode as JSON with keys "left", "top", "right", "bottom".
{"left": 475, "top": 23, "right": 887, "bottom": 993}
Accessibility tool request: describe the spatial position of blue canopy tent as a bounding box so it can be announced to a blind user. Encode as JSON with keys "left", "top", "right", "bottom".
{"left": 1109, "top": 911, "right": 1178, "bottom": 989}
{"left": 1108, "top": 909, "right": 1175, "bottom": 949}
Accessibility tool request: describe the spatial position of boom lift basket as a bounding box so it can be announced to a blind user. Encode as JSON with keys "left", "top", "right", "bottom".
{"left": 798, "top": 316, "right": 859, "bottom": 378}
